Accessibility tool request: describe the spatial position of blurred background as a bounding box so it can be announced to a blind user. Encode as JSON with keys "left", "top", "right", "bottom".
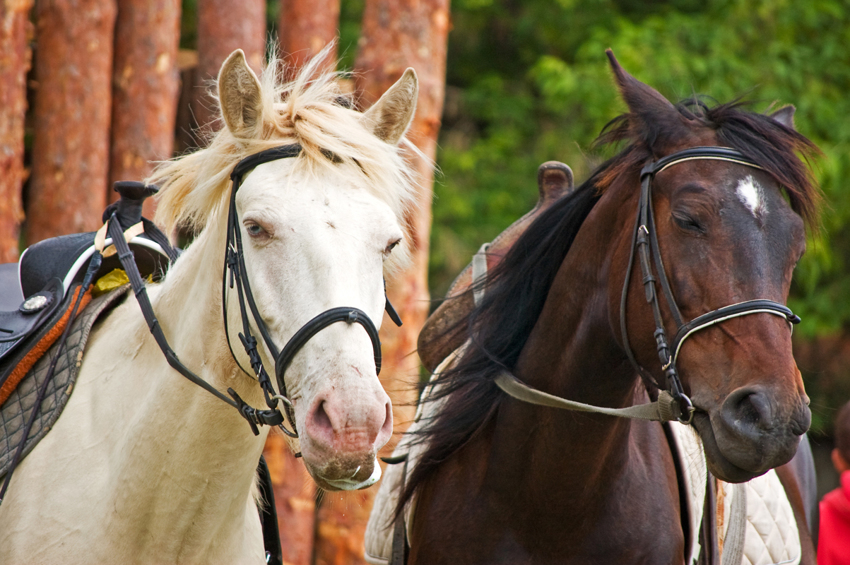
{"left": 1, "top": 0, "right": 848, "bottom": 562}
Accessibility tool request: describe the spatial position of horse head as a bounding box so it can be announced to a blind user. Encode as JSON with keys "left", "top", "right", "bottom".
{"left": 607, "top": 53, "right": 817, "bottom": 482}
{"left": 184, "top": 50, "right": 418, "bottom": 491}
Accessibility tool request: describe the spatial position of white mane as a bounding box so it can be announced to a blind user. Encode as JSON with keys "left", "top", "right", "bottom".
{"left": 150, "top": 47, "right": 417, "bottom": 269}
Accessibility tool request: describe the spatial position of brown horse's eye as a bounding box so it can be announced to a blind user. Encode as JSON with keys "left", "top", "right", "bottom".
{"left": 673, "top": 213, "right": 705, "bottom": 234}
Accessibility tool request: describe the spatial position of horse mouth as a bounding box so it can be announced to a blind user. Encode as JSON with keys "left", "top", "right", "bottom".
{"left": 307, "top": 456, "right": 383, "bottom": 492}
{"left": 691, "top": 411, "right": 772, "bottom": 483}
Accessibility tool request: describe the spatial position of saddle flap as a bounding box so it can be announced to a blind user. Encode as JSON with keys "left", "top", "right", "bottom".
{"left": 0, "top": 278, "right": 65, "bottom": 355}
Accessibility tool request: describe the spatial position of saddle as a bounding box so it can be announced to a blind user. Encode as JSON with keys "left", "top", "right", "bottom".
{"left": 0, "top": 182, "right": 175, "bottom": 392}
{"left": 418, "top": 161, "right": 575, "bottom": 373}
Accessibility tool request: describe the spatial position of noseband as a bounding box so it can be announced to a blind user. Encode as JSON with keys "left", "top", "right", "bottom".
{"left": 494, "top": 146, "right": 800, "bottom": 424}
{"left": 111, "top": 144, "right": 400, "bottom": 436}
{"left": 619, "top": 147, "right": 800, "bottom": 423}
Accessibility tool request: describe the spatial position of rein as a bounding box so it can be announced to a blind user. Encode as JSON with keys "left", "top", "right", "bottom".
{"left": 495, "top": 147, "right": 800, "bottom": 424}
{"left": 116, "top": 144, "right": 401, "bottom": 436}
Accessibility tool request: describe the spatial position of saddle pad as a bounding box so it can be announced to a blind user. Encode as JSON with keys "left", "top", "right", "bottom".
{"left": 0, "top": 285, "right": 129, "bottom": 480}
{"left": 672, "top": 424, "right": 801, "bottom": 565}
{"left": 717, "top": 473, "right": 800, "bottom": 565}
{"left": 366, "top": 359, "right": 801, "bottom": 565}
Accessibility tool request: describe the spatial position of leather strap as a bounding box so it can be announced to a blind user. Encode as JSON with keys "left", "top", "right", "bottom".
{"left": 107, "top": 216, "right": 285, "bottom": 435}
{"left": 495, "top": 371, "right": 681, "bottom": 422}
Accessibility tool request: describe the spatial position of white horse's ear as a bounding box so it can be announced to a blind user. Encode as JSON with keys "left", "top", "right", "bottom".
{"left": 770, "top": 105, "right": 796, "bottom": 130}
{"left": 361, "top": 68, "right": 418, "bottom": 145}
{"left": 218, "top": 50, "right": 264, "bottom": 138}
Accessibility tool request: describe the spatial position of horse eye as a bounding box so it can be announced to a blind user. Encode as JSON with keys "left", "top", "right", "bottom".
{"left": 245, "top": 222, "right": 265, "bottom": 237}
{"left": 673, "top": 214, "right": 705, "bottom": 234}
{"left": 384, "top": 239, "right": 401, "bottom": 256}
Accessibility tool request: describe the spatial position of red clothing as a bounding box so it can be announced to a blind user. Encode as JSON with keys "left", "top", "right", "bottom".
{"left": 819, "top": 470, "right": 850, "bottom": 565}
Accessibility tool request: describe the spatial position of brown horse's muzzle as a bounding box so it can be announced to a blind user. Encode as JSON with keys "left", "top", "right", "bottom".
{"left": 696, "top": 384, "right": 810, "bottom": 481}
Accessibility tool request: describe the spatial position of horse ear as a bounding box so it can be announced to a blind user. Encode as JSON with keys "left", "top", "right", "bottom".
{"left": 361, "top": 68, "right": 418, "bottom": 145}
{"left": 218, "top": 50, "right": 264, "bottom": 138}
{"left": 605, "top": 50, "right": 688, "bottom": 150}
{"left": 770, "top": 105, "right": 796, "bottom": 130}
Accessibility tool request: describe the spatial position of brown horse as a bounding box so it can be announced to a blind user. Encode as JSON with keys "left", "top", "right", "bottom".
{"left": 402, "top": 53, "right": 819, "bottom": 564}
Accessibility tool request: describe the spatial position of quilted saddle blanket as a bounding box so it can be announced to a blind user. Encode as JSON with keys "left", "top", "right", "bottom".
{"left": 0, "top": 286, "right": 128, "bottom": 481}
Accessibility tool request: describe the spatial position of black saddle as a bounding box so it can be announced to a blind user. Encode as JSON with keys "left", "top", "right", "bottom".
{"left": 0, "top": 182, "right": 177, "bottom": 368}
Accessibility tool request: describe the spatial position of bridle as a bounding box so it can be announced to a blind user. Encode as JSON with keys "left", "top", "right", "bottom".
{"left": 495, "top": 146, "right": 800, "bottom": 424}
{"left": 618, "top": 146, "right": 800, "bottom": 423}
{"left": 113, "top": 144, "right": 401, "bottom": 436}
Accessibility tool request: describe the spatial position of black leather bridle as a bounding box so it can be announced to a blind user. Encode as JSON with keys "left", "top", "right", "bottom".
{"left": 222, "top": 143, "right": 403, "bottom": 436}
{"left": 113, "top": 144, "right": 401, "bottom": 436}
{"left": 619, "top": 146, "right": 801, "bottom": 424}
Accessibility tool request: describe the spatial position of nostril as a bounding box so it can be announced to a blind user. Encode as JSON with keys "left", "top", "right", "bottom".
{"left": 379, "top": 400, "right": 393, "bottom": 438}
{"left": 723, "top": 388, "right": 773, "bottom": 431}
{"left": 313, "top": 400, "right": 334, "bottom": 434}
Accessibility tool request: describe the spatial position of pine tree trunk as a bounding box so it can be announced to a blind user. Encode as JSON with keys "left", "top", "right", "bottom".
{"left": 194, "top": 0, "right": 265, "bottom": 132}
{"left": 264, "top": 3, "right": 343, "bottom": 563}
{"left": 0, "top": 0, "right": 33, "bottom": 262}
{"left": 27, "top": 0, "right": 116, "bottom": 244}
{"left": 278, "top": 0, "right": 339, "bottom": 73}
{"left": 108, "top": 0, "right": 181, "bottom": 218}
{"left": 313, "top": 1, "right": 450, "bottom": 563}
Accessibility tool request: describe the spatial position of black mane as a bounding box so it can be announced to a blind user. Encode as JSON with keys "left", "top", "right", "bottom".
{"left": 399, "top": 97, "right": 820, "bottom": 514}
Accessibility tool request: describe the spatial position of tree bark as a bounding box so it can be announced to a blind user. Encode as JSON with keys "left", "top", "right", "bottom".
{"left": 0, "top": 0, "right": 33, "bottom": 262}
{"left": 27, "top": 0, "right": 116, "bottom": 244}
{"left": 313, "top": 1, "right": 450, "bottom": 563}
{"left": 108, "top": 0, "right": 181, "bottom": 218}
{"left": 194, "top": 0, "right": 265, "bottom": 132}
{"left": 278, "top": 0, "right": 339, "bottom": 73}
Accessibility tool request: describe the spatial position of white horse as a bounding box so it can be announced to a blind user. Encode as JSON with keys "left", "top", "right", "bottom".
{"left": 0, "top": 49, "right": 419, "bottom": 564}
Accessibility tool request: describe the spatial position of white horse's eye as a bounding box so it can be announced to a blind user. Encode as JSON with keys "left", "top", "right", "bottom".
{"left": 384, "top": 239, "right": 401, "bottom": 256}
{"left": 245, "top": 222, "right": 265, "bottom": 237}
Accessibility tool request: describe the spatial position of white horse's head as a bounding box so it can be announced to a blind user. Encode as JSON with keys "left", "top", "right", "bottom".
{"left": 154, "top": 48, "right": 418, "bottom": 490}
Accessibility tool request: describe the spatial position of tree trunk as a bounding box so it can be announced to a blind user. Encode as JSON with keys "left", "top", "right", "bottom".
{"left": 27, "top": 0, "right": 116, "bottom": 244}
{"left": 0, "top": 0, "right": 33, "bottom": 262}
{"left": 313, "top": 1, "right": 450, "bottom": 563}
{"left": 108, "top": 0, "right": 181, "bottom": 219}
{"left": 278, "top": 0, "right": 339, "bottom": 73}
{"left": 193, "top": 0, "right": 265, "bottom": 133}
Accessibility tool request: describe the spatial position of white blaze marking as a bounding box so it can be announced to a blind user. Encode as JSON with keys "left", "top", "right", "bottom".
{"left": 736, "top": 175, "right": 764, "bottom": 217}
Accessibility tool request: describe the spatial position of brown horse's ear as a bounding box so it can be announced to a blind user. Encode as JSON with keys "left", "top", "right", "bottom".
{"left": 605, "top": 49, "right": 688, "bottom": 151}
{"left": 770, "top": 105, "right": 796, "bottom": 130}
{"left": 218, "top": 50, "right": 264, "bottom": 139}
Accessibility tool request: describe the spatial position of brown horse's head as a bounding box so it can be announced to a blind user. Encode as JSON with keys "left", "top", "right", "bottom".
{"left": 607, "top": 52, "right": 819, "bottom": 482}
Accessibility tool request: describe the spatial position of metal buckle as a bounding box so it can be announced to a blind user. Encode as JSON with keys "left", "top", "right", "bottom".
{"left": 273, "top": 394, "right": 299, "bottom": 438}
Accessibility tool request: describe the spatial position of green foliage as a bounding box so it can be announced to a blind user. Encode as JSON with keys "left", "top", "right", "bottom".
{"left": 431, "top": 0, "right": 850, "bottom": 337}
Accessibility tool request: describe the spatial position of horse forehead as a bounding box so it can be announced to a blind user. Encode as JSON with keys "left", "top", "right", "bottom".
{"left": 238, "top": 159, "right": 398, "bottom": 228}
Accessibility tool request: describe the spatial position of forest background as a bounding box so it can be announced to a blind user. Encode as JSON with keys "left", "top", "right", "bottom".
{"left": 1, "top": 0, "right": 847, "bottom": 561}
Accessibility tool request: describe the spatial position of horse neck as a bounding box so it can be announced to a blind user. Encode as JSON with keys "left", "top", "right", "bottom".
{"left": 99, "top": 210, "right": 270, "bottom": 556}
{"left": 495, "top": 182, "right": 648, "bottom": 500}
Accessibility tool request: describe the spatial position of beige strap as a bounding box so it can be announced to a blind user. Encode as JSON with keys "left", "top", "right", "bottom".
{"left": 721, "top": 483, "right": 748, "bottom": 565}
{"left": 102, "top": 222, "right": 145, "bottom": 258}
{"left": 471, "top": 243, "right": 490, "bottom": 306}
{"left": 93, "top": 221, "right": 110, "bottom": 253}
{"left": 495, "top": 371, "right": 680, "bottom": 422}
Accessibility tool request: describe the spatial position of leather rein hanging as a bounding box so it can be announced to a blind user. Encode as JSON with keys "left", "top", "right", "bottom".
{"left": 116, "top": 144, "right": 401, "bottom": 436}
{"left": 496, "top": 146, "right": 800, "bottom": 424}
